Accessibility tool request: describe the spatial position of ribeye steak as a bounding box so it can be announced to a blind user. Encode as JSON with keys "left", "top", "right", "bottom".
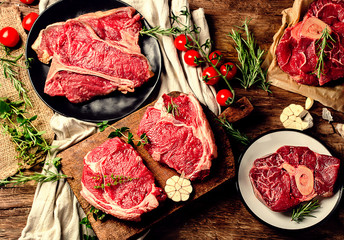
{"left": 276, "top": 0, "right": 344, "bottom": 86}
{"left": 249, "top": 146, "right": 340, "bottom": 212}
{"left": 80, "top": 137, "right": 165, "bottom": 221}
{"left": 137, "top": 93, "right": 217, "bottom": 181}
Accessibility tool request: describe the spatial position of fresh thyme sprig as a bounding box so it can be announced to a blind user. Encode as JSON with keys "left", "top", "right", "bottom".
{"left": 0, "top": 98, "right": 53, "bottom": 166}
{"left": 228, "top": 19, "right": 271, "bottom": 92}
{"left": 139, "top": 7, "right": 236, "bottom": 104}
{"left": 80, "top": 209, "right": 99, "bottom": 240}
{"left": 93, "top": 174, "right": 136, "bottom": 189}
{"left": 217, "top": 117, "right": 250, "bottom": 145}
{"left": 166, "top": 99, "right": 179, "bottom": 117}
{"left": 0, "top": 169, "right": 69, "bottom": 186}
{"left": 291, "top": 199, "right": 320, "bottom": 223}
{"left": 314, "top": 27, "right": 335, "bottom": 78}
{"left": 97, "top": 121, "right": 149, "bottom": 147}
{"left": 90, "top": 206, "right": 106, "bottom": 221}
{"left": 1, "top": 45, "right": 33, "bottom": 107}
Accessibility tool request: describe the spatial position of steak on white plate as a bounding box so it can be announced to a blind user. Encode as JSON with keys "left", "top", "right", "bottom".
{"left": 80, "top": 137, "right": 165, "bottom": 221}
{"left": 137, "top": 93, "right": 217, "bottom": 181}
{"left": 249, "top": 146, "right": 340, "bottom": 212}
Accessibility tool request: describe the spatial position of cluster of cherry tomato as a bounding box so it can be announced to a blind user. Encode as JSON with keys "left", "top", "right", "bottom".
{"left": 0, "top": 0, "right": 38, "bottom": 48}
{"left": 174, "top": 34, "right": 237, "bottom": 107}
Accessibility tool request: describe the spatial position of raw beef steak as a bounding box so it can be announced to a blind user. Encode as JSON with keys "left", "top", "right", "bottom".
{"left": 276, "top": 0, "right": 344, "bottom": 86}
{"left": 80, "top": 137, "right": 165, "bottom": 221}
{"left": 249, "top": 146, "right": 340, "bottom": 212}
{"left": 44, "top": 71, "right": 118, "bottom": 103}
{"left": 32, "top": 7, "right": 142, "bottom": 64}
{"left": 137, "top": 93, "right": 217, "bottom": 181}
{"left": 32, "top": 7, "right": 153, "bottom": 103}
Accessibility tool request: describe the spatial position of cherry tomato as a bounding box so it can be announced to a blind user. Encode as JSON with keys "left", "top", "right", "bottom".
{"left": 216, "top": 89, "right": 233, "bottom": 107}
{"left": 22, "top": 12, "right": 39, "bottom": 31}
{"left": 184, "top": 50, "right": 201, "bottom": 67}
{"left": 220, "top": 62, "right": 237, "bottom": 80}
{"left": 202, "top": 66, "right": 220, "bottom": 85}
{"left": 209, "top": 50, "right": 223, "bottom": 67}
{"left": 174, "top": 34, "right": 192, "bottom": 51}
{"left": 0, "top": 27, "right": 20, "bottom": 48}
{"left": 20, "top": 0, "right": 35, "bottom": 4}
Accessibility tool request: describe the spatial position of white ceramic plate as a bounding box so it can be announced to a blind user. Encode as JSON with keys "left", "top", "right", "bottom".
{"left": 237, "top": 129, "right": 342, "bottom": 230}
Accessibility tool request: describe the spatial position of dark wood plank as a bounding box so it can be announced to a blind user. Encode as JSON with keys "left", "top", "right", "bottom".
{"left": 1, "top": 0, "right": 344, "bottom": 239}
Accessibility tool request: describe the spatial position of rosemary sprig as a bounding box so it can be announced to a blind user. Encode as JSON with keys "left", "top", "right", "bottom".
{"left": 139, "top": 7, "right": 235, "bottom": 104}
{"left": 228, "top": 19, "right": 271, "bottom": 92}
{"left": 1, "top": 45, "right": 33, "bottom": 107}
{"left": 218, "top": 117, "right": 250, "bottom": 145}
{"left": 0, "top": 98, "right": 52, "bottom": 166}
{"left": 0, "top": 169, "right": 69, "bottom": 186}
{"left": 93, "top": 174, "right": 136, "bottom": 189}
{"left": 166, "top": 99, "right": 179, "bottom": 117}
{"left": 291, "top": 199, "right": 320, "bottom": 223}
{"left": 97, "top": 121, "right": 149, "bottom": 146}
{"left": 140, "top": 26, "right": 181, "bottom": 39}
{"left": 314, "top": 27, "right": 335, "bottom": 78}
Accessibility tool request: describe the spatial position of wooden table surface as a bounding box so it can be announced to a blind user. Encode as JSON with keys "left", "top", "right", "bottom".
{"left": 1, "top": 0, "right": 344, "bottom": 239}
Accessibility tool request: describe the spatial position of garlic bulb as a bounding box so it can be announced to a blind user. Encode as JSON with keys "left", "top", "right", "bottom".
{"left": 164, "top": 175, "right": 193, "bottom": 202}
{"left": 280, "top": 104, "right": 313, "bottom": 130}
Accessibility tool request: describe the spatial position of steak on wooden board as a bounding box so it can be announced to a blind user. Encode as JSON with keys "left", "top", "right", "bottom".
{"left": 249, "top": 146, "right": 340, "bottom": 212}
{"left": 137, "top": 93, "right": 217, "bottom": 181}
{"left": 32, "top": 7, "right": 153, "bottom": 103}
{"left": 80, "top": 137, "right": 165, "bottom": 221}
{"left": 276, "top": 0, "right": 344, "bottom": 86}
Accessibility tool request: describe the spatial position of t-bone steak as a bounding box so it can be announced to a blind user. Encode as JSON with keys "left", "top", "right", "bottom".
{"left": 137, "top": 93, "right": 217, "bottom": 181}
{"left": 80, "top": 137, "right": 165, "bottom": 221}
{"left": 32, "top": 7, "right": 153, "bottom": 103}
{"left": 276, "top": 0, "right": 344, "bottom": 86}
{"left": 249, "top": 146, "right": 341, "bottom": 212}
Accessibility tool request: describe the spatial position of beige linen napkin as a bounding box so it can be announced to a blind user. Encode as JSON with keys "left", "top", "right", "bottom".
{"left": 20, "top": 0, "right": 219, "bottom": 239}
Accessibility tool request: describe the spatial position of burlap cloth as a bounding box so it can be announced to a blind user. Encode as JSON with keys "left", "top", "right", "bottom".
{"left": 20, "top": 0, "right": 218, "bottom": 239}
{"left": 0, "top": 6, "right": 54, "bottom": 180}
{"left": 263, "top": 0, "right": 344, "bottom": 112}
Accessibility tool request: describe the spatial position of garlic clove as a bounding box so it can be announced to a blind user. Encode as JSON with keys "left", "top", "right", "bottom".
{"left": 280, "top": 113, "right": 288, "bottom": 123}
{"left": 283, "top": 106, "right": 293, "bottom": 116}
{"left": 166, "top": 190, "right": 176, "bottom": 199}
{"left": 290, "top": 104, "right": 305, "bottom": 117}
{"left": 166, "top": 178, "right": 176, "bottom": 186}
{"left": 171, "top": 175, "right": 180, "bottom": 183}
{"left": 183, "top": 185, "right": 193, "bottom": 193}
{"left": 283, "top": 119, "right": 294, "bottom": 128}
{"left": 181, "top": 178, "right": 191, "bottom": 187}
{"left": 336, "top": 123, "right": 344, "bottom": 138}
{"left": 164, "top": 185, "right": 175, "bottom": 193}
{"left": 172, "top": 191, "right": 181, "bottom": 202}
{"left": 180, "top": 193, "right": 190, "bottom": 201}
{"left": 305, "top": 97, "right": 314, "bottom": 110}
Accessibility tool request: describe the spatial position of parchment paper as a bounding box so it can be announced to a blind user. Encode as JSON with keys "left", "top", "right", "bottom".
{"left": 263, "top": 0, "right": 344, "bottom": 112}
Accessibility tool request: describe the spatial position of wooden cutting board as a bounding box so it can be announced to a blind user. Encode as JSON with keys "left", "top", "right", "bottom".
{"left": 59, "top": 92, "right": 253, "bottom": 240}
